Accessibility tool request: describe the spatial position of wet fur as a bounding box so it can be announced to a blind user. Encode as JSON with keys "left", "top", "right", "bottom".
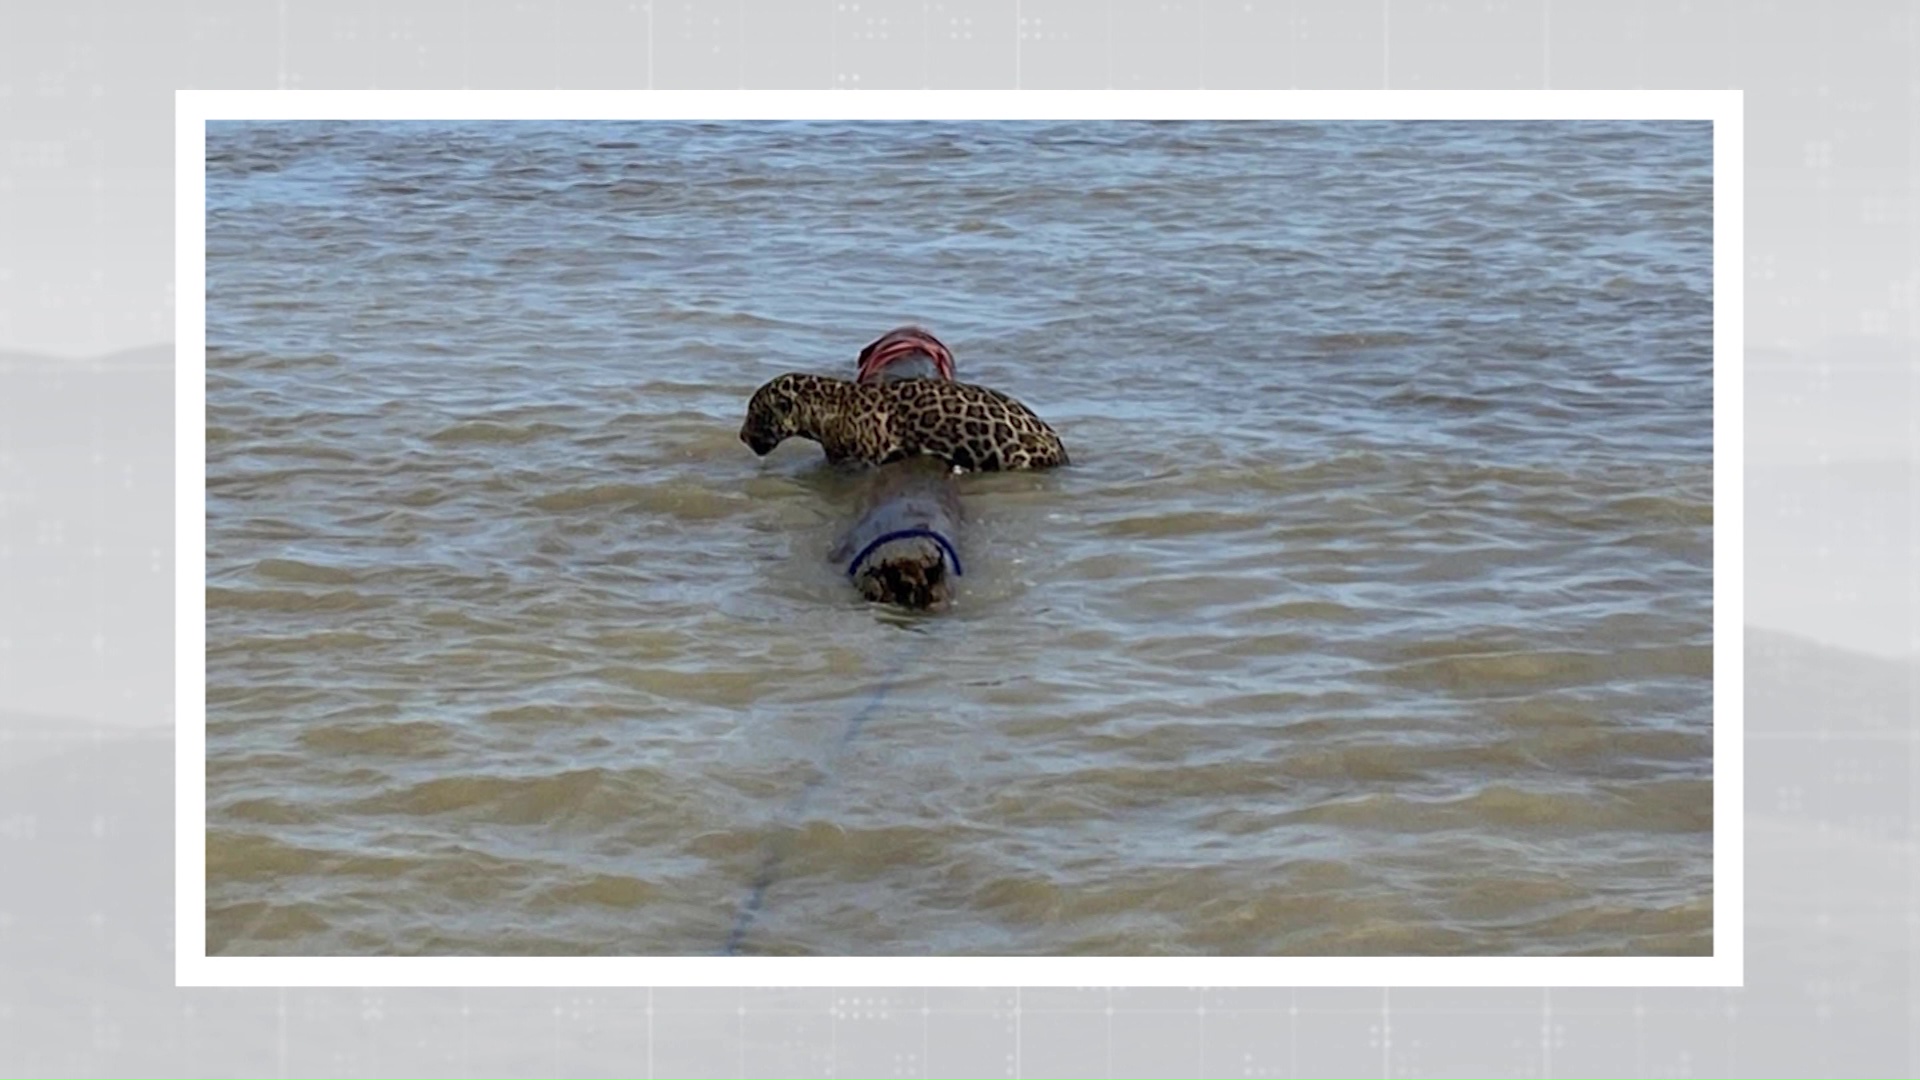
{"left": 739, "top": 372, "right": 1069, "bottom": 471}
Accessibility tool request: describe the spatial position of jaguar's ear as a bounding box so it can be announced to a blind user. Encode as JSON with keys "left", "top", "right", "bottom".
{"left": 756, "top": 374, "right": 809, "bottom": 417}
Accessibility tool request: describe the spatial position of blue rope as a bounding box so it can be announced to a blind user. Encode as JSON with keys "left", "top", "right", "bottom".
{"left": 721, "top": 631, "right": 937, "bottom": 955}
{"left": 845, "top": 528, "right": 964, "bottom": 578}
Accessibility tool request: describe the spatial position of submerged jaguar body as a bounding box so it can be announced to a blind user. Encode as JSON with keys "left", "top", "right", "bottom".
{"left": 739, "top": 372, "right": 1069, "bottom": 471}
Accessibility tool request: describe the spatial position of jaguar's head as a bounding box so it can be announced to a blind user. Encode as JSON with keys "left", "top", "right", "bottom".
{"left": 739, "top": 372, "right": 827, "bottom": 456}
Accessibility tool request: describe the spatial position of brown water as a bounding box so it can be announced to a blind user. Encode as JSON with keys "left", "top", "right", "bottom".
{"left": 204, "top": 120, "right": 1714, "bottom": 956}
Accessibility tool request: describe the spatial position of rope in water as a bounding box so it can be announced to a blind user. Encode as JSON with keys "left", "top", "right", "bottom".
{"left": 724, "top": 328, "right": 959, "bottom": 954}
{"left": 845, "top": 527, "right": 964, "bottom": 579}
{"left": 721, "top": 630, "right": 939, "bottom": 955}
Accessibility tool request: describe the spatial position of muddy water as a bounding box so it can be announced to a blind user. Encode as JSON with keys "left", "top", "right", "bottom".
{"left": 204, "top": 120, "right": 1713, "bottom": 955}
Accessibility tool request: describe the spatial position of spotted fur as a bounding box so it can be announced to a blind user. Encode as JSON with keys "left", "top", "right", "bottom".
{"left": 739, "top": 372, "right": 1070, "bottom": 471}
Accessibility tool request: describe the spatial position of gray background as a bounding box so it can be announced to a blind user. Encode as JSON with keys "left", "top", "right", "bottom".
{"left": 0, "top": 0, "right": 1911, "bottom": 1076}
